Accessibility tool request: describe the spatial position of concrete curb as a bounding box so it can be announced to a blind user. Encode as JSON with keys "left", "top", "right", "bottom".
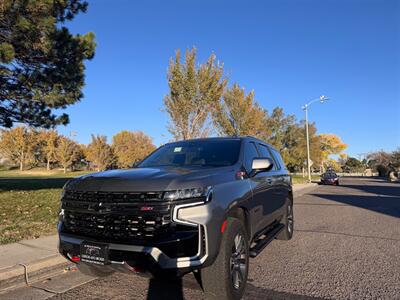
{"left": 0, "top": 255, "right": 64, "bottom": 282}
{"left": 292, "top": 182, "right": 318, "bottom": 196}
{"left": 0, "top": 254, "right": 70, "bottom": 292}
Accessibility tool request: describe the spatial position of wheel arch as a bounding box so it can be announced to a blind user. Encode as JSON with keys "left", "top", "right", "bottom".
{"left": 226, "top": 206, "right": 252, "bottom": 241}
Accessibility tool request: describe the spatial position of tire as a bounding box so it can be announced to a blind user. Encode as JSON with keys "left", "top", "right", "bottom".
{"left": 77, "top": 263, "right": 114, "bottom": 277}
{"left": 276, "top": 201, "right": 294, "bottom": 240}
{"left": 201, "top": 218, "right": 249, "bottom": 300}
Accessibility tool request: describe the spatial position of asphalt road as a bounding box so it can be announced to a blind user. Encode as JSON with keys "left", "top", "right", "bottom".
{"left": 2, "top": 177, "right": 400, "bottom": 300}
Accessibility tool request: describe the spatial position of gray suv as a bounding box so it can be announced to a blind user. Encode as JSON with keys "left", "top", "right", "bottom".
{"left": 58, "top": 136, "right": 293, "bottom": 300}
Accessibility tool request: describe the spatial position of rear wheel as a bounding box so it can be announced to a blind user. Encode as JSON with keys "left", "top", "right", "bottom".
{"left": 201, "top": 218, "right": 249, "bottom": 300}
{"left": 277, "top": 201, "right": 294, "bottom": 240}
{"left": 77, "top": 263, "right": 114, "bottom": 277}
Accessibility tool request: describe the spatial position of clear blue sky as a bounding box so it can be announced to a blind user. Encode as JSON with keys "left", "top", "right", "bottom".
{"left": 58, "top": 0, "right": 400, "bottom": 157}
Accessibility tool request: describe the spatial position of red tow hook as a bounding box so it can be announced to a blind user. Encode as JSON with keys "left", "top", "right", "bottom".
{"left": 70, "top": 255, "right": 81, "bottom": 262}
{"left": 125, "top": 263, "right": 145, "bottom": 273}
{"left": 133, "top": 266, "right": 144, "bottom": 273}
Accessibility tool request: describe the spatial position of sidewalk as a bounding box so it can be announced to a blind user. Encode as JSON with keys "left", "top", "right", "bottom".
{"left": 0, "top": 182, "right": 317, "bottom": 292}
{"left": 293, "top": 181, "right": 318, "bottom": 196}
{"left": 1, "top": 235, "right": 59, "bottom": 270}
{"left": 0, "top": 235, "right": 69, "bottom": 292}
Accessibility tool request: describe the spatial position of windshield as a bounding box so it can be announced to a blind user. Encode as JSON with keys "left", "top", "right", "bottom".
{"left": 138, "top": 139, "right": 241, "bottom": 168}
{"left": 323, "top": 172, "right": 337, "bottom": 179}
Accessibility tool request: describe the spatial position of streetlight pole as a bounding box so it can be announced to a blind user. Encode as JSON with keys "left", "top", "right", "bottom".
{"left": 304, "top": 104, "right": 311, "bottom": 182}
{"left": 302, "top": 95, "right": 329, "bottom": 182}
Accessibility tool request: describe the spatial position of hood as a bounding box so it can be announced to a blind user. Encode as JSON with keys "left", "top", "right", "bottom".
{"left": 66, "top": 166, "right": 236, "bottom": 192}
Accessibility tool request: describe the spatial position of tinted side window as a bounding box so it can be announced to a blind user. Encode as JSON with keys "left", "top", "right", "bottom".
{"left": 244, "top": 142, "right": 259, "bottom": 172}
{"left": 271, "top": 148, "right": 287, "bottom": 170}
{"left": 257, "top": 144, "right": 273, "bottom": 159}
{"left": 258, "top": 144, "right": 278, "bottom": 170}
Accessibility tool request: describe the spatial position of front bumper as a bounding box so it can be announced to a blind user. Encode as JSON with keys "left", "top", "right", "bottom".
{"left": 59, "top": 229, "right": 205, "bottom": 276}
{"left": 321, "top": 179, "right": 338, "bottom": 185}
{"left": 58, "top": 199, "right": 224, "bottom": 276}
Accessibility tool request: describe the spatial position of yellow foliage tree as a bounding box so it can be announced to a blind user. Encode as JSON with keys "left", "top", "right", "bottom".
{"left": 320, "top": 133, "right": 347, "bottom": 171}
{"left": 112, "top": 131, "right": 156, "bottom": 168}
{"left": 0, "top": 127, "right": 37, "bottom": 170}
{"left": 213, "top": 83, "right": 267, "bottom": 137}
{"left": 163, "top": 48, "right": 227, "bottom": 140}
{"left": 85, "top": 135, "right": 114, "bottom": 171}
{"left": 38, "top": 129, "right": 59, "bottom": 171}
{"left": 56, "top": 136, "right": 80, "bottom": 173}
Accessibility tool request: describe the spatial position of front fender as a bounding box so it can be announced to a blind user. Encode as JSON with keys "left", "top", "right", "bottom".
{"left": 175, "top": 179, "right": 252, "bottom": 267}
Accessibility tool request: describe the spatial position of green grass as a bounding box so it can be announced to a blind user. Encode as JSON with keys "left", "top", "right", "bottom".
{"left": 291, "top": 174, "right": 320, "bottom": 184}
{"left": 0, "top": 169, "right": 93, "bottom": 245}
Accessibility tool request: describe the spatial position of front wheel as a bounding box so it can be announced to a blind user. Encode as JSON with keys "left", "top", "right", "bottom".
{"left": 201, "top": 218, "right": 249, "bottom": 300}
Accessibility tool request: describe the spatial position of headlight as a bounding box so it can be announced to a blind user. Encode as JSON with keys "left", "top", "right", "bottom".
{"left": 58, "top": 208, "right": 65, "bottom": 222}
{"left": 164, "top": 186, "right": 212, "bottom": 201}
{"left": 59, "top": 189, "right": 66, "bottom": 222}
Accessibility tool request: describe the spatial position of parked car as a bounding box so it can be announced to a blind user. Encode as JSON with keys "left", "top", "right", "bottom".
{"left": 58, "top": 137, "right": 294, "bottom": 300}
{"left": 320, "top": 171, "right": 339, "bottom": 185}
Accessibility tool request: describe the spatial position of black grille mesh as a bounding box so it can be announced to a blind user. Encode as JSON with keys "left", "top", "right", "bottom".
{"left": 61, "top": 190, "right": 198, "bottom": 242}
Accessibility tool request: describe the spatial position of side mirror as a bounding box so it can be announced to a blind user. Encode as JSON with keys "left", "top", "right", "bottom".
{"left": 250, "top": 158, "right": 274, "bottom": 177}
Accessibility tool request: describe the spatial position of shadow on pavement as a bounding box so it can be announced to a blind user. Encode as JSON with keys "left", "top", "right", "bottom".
{"left": 341, "top": 183, "right": 400, "bottom": 198}
{"left": 145, "top": 276, "right": 327, "bottom": 300}
{"left": 310, "top": 193, "right": 400, "bottom": 218}
{"left": 295, "top": 228, "right": 400, "bottom": 242}
{"left": 146, "top": 278, "right": 185, "bottom": 300}
{"left": 309, "top": 177, "right": 400, "bottom": 218}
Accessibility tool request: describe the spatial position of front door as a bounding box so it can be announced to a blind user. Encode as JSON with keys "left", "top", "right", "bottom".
{"left": 244, "top": 141, "right": 275, "bottom": 234}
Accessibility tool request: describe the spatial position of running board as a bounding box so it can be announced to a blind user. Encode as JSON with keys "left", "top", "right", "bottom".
{"left": 249, "top": 224, "right": 285, "bottom": 258}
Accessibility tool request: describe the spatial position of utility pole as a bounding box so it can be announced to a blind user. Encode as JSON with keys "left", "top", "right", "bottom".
{"left": 302, "top": 95, "right": 329, "bottom": 182}
{"left": 304, "top": 105, "right": 311, "bottom": 182}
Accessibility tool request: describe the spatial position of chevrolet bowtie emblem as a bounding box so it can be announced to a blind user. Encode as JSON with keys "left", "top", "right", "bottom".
{"left": 140, "top": 206, "right": 153, "bottom": 211}
{"left": 88, "top": 202, "right": 103, "bottom": 211}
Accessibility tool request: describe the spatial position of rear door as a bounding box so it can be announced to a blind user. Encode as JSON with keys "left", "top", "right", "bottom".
{"left": 255, "top": 143, "right": 284, "bottom": 227}
{"left": 269, "top": 146, "right": 291, "bottom": 203}
{"left": 244, "top": 141, "right": 275, "bottom": 233}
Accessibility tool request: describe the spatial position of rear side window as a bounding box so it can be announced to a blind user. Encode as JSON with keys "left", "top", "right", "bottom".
{"left": 257, "top": 144, "right": 273, "bottom": 159}
{"left": 244, "top": 142, "right": 259, "bottom": 172}
{"left": 258, "top": 144, "right": 278, "bottom": 170}
{"left": 270, "top": 148, "right": 287, "bottom": 170}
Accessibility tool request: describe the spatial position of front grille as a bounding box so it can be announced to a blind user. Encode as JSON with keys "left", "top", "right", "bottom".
{"left": 63, "top": 211, "right": 170, "bottom": 240}
{"left": 61, "top": 190, "right": 201, "bottom": 244}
